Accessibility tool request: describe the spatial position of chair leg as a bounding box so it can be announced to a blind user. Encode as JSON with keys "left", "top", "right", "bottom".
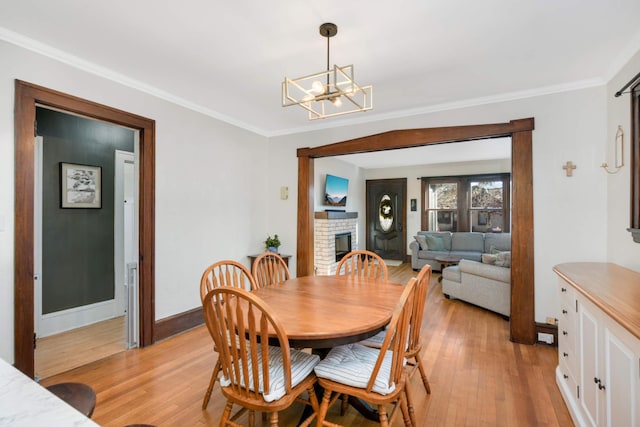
{"left": 219, "top": 401, "right": 232, "bottom": 427}
{"left": 248, "top": 410, "right": 255, "bottom": 427}
{"left": 404, "top": 379, "right": 417, "bottom": 427}
{"left": 202, "top": 358, "right": 221, "bottom": 409}
{"left": 269, "top": 411, "right": 278, "bottom": 427}
{"left": 378, "top": 404, "right": 389, "bottom": 427}
{"left": 339, "top": 394, "right": 349, "bottom": 415}
{"left": 399, "top": 393, "right": 412, "bottom": 427}
{"left": 414, "top": 355, "right": 431, "bottom": 394}
{"left": 316, "top": 389, "right": 332, "bottom": 427}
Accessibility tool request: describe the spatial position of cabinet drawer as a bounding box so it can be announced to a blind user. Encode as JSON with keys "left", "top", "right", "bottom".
{"left": 558, "top": 335, "right": 578, "bottom": 377}
{"left": 558, "top": 361, "right": 580, "bottom": 403}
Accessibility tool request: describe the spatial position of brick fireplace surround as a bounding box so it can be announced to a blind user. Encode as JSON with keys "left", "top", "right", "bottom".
{"left": 314, "top": 211, "right": 358, "bottom": 275}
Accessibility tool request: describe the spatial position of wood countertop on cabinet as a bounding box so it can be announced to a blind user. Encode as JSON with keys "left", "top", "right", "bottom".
{"left": 553, "top": 262, "right": 640, "bottom": 340}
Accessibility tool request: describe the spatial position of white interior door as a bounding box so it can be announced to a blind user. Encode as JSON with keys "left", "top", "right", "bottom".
{"left": 115, "top": 149, "right": 138, "bottom": 348}
{"left": 34, "top": 137, "right": 43, "bottom": 336}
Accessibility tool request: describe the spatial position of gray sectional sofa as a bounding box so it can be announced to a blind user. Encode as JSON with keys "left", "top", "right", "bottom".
{"left": 409, "top": 231, "right": 510, "bottom": 271}
{"left": 409, "top": 231, "right": 511, "bottom": 317}
{"left": 442, "top": 259, "right": 511, "bottom": 317}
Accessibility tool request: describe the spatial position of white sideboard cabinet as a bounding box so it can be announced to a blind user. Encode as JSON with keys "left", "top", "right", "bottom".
{"left": 553, "top": 263, "right": 640, "bottom": 427}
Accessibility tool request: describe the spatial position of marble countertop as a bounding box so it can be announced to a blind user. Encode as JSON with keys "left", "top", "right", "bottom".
{"left": 0, "top": 358, "right": 99, "bottom": 426}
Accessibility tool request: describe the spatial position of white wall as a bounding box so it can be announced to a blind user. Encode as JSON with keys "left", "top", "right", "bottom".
{"left": 268, "top": 86, "right": 609, "bottom": 326}
{"left": 364, "top": 158, "right": 512, "bottom": 255}
{"left": 0, "top": 40, "right": 270, "bottom": 362}
{"left": 606, "top": 49, "right": 640, "bottom": 271}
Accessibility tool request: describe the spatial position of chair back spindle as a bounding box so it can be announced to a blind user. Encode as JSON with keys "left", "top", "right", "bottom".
{"left": 252, "top": 252, "right": 291, "bottom": 288}
{"left": 336, "top": 250, "right": 389, "bottom": 280}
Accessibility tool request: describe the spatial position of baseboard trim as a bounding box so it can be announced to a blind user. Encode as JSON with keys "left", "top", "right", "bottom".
{"left": 154, "top": 307, "right": 204, "bottom": 342}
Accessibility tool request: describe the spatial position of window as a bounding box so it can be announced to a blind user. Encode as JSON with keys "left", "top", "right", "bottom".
{"left": 421, "top": 173, "right": 510, "bottom": 232}
{"left": 427, "top": 182, "right": 457, "bottom": 231}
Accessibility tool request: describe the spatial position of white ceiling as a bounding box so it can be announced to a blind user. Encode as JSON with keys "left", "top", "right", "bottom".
{"left": 337, "top": 137, "right": 511, "bottom": 168}
{"left": 1, "top": 0, "right": 639, "bottom": 139}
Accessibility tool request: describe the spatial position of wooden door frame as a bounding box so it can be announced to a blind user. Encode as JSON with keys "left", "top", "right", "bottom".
{"left": 365, "top": 178, "right": 407, "bottom": 261}
{"left": 14, "top": 80, "right": 156, "bottom": 377}
{"left": 297, "top": 118, "right": 536, "bottom": 344}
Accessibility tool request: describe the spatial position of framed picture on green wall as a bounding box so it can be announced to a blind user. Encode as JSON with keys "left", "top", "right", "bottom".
{"left": 60, "top": 162, "right": 102, "bottom": 208}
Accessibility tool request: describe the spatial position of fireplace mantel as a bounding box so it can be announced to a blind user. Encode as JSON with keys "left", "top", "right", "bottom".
{"left": 314, "top": 211, "right": 358, "bottom": 220}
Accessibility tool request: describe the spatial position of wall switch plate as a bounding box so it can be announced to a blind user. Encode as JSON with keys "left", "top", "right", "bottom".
{"left": 538, "top": 332, "right": 554, "bottom": 344}
{"left": 280, "top": 186, "right": 288, "bottom": 200}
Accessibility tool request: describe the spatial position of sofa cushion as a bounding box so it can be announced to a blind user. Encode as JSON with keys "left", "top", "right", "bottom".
{"left": 442, "top": 265, "right": 461, "bottom": 282}
{"left": 449, "top": 251, "right": 482, "bottom": 262}
{"left": 414, "top": 235, "right": 428, "bottom": 250}
{"left": 494, "top": 251, "right": 511, "bottom": 267}
{"left": 451, "top": 232, "right": 485, "bottom": 252}
{"left": 459, "top": 259, "right": 510, "bottom": 283}
{"left": 418, "top": 232, "right": 452, "bottom": 251}
{"left": 482, "top": 253, "right": 497, "bottom": 264}
{"left": 484, "top": 233, "right": 511, "bottom": 253}
{"left": 418, "top": 249, "right": 448, "bottom": 260}
{"left": 425, "top": 235, "right": 446, "bottom": 251}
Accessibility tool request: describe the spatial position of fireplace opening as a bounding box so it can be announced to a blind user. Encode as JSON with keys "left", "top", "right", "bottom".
{"left": 335, "top": 232, "right": 352, "bottom": 262}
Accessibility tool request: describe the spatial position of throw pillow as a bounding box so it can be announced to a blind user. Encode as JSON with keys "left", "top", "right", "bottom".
{"left": 495, "top": 251, "right": 511, "bottom": 267}
{"left": 425, "top": 235, "right": 445, "bottom": 251}
{"left": 414, "top": 235, "right": 428, "bottom": 250}
{"left": 489, "top": 245, "right": 503, "bottom": 255}
{"left": 482, "top": 254, "right": 497, "bottom": 265}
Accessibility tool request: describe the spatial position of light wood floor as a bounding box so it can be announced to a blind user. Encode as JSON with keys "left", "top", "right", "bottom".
{"left": 41, "top": 265, "right": 573, "bottom": 426}
{"left": 36, "top": 316, "right": 126, "bottom": 380}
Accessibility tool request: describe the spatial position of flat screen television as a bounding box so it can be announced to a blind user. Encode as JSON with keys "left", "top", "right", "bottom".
{"left": 324, "top": 174, "right": 348, "bottom": 207}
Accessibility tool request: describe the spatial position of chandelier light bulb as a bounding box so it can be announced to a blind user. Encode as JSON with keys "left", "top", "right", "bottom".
{"left": 331, "top": 96, "right": 343, "bottom": 107}
{"left": 311, "top": 80, "right": 324, "bottom": 94}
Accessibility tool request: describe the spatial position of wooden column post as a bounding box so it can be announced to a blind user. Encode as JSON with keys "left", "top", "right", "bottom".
{"left": 296, "top": 155, "right": 314, "bottom": 277}
{"left": 510, "top": 125, "right": 536, "bottom": 344}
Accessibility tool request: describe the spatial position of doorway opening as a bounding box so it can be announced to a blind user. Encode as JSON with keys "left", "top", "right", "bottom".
{"left": 14, "top": 80, "right": 156, "bottom": 378}
{"left": 32, "top": 108, "right": 139, "bottom": 379}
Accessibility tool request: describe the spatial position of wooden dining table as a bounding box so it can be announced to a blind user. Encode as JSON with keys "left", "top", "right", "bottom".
{"left": 250, "top": 274, "right": 405, "bottom": 349}
{"left": 249, "top": 274, "right": 405, "bottom": 422}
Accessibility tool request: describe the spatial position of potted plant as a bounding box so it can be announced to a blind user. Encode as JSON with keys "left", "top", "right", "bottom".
{"left": 264, "top": 234, "right": 281, "bottom": 253}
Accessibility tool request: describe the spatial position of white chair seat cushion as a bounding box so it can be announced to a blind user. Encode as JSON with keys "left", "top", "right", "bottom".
{"left": 314, "top": 343, "right": 396, "bottom": 395}
{"left": 358, "top": 330, "right": 386, "bottom": 347}
{"left": 219, "top": 345, "right": 320, "bottom": 403}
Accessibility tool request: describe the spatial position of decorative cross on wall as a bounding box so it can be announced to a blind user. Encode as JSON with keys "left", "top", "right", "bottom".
{"left": 563, "top": 161, "right": 577, "bottom": 177}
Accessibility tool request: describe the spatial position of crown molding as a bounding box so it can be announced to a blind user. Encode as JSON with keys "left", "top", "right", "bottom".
{"left": 0, "top": 26, "right": 269, "bottom": 136}
{"left": 0, "top": 25, "right": 612, "bottom": 139}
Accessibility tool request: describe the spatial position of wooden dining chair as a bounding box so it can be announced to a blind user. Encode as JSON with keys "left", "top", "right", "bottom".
{"left": 202, "top": 287, "right": 320, "bottom": 427}
{"left": 314, "top": 278, "right": 418, "bottom": 427}
{"left": 200, "top": 260, "right": 258, "bottom": 409}
{"left": 251, "top": 252, "right": 291, "bottom": 288}
{"left": 359, "top": 264, "right": 433, "bottom": 394}
{"left": 335, "top": 250, "right": 388, "bottom": 280}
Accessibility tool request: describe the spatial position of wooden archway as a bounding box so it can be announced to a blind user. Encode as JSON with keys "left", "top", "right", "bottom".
{"left": 296, "top": 118, "right": 535, "bottom": 344}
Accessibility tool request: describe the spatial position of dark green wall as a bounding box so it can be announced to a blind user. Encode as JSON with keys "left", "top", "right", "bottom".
{"left": 37, "top": 108, "right": 134, "bottom": 314}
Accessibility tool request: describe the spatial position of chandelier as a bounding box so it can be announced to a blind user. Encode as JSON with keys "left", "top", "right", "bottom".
{"left": 282, "top": 23, "right": 373, "bottom": 120}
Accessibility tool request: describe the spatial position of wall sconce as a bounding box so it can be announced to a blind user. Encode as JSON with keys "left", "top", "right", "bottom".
{"left": 601, "top": 126, "right": 624, "bottom": 174}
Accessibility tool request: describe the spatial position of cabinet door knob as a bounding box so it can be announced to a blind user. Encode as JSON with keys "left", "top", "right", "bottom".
{"left": 562, "top": 309, "right": 568, "bottom": 314}
{"left": 563, "top": 352, "right": 568, "bottom": 357}
{"left": 594, "top": 377, "right": 600, "bottom": 384}
{"left": 561, "top": 287, "right": 567, "bottom": 292}
{"left": 563, "top": 374, "right": 569, "bottom": 379}
{"left": 598, "top": 383, "right": 606, "bottom": 391}
{"left": 562, "top": 331, "right": 568, "bottom": 336}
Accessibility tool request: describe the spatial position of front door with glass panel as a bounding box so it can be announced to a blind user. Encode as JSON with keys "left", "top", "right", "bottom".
{"left": 366, "top": 178, "right": 407, "bottom": 261}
